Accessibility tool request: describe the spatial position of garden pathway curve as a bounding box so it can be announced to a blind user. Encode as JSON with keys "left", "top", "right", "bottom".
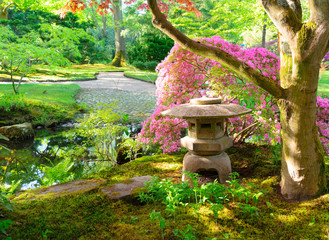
{"left": 49, "top": 72, "right": 157, "bottom": 121}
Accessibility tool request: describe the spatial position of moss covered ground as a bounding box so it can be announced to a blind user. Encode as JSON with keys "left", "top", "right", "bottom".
{"left": 3, "top": 145, "right": 329, "bottom": 239}
{"left": 0, "top": 84, "right": 83, "bottom": 127}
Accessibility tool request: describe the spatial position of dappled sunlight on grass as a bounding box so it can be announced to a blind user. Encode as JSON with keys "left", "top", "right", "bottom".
{"left": 6, "top": 145, "right": 329, "bottom": 239}
{"left": 319, "top": 71, "right": 329, "bottom": 96}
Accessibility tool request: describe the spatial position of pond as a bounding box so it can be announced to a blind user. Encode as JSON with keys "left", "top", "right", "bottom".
{"left": 0, "top": 122, "right": 147, "bottom": 191}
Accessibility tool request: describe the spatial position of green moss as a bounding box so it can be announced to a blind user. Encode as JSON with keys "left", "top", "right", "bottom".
{"left": 4, "top": 146, "right": 329, "bottom": 239}
{"left": 297, "top": 21, "right": 317, "bottom": 50}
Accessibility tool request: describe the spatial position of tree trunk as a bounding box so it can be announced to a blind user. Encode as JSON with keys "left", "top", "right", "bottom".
{"left": 102, "top": 14, "right": 107, "bottom": 39}
{"left": 278, "top": 34, "right": 326, "bottom": 200}
{"left": 111, "top": 0, "right": 126, "bottom": 67}
{"left": 261, "top": 12, "right": 267, "bottom": 48}
{"left": 90, "top": 4, "right": 100, "bottom": 30}
{"left": 0, "top": 8, "right": 7, "bottom": 19}
{"left": 262, "top": 24, "right": 266, "bottom": 48}
{"left": 0, "top": 1, "right": 9, "bottom": 20}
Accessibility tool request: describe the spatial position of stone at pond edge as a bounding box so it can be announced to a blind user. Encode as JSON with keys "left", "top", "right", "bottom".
{"left": 13, "top": 179, "right": 106, "bottom": 201}
{"left": 101, "top": 176, "right": 152, "bottom": 199}
{"left": 0, "top": 122, "right": 34, "bottom": 140}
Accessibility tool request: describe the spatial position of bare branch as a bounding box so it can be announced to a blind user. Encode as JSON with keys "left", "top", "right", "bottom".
{"left": 15, "top": 71, "right": 27, "bottom": 92}
{"left": 147, "top": 0, "right": 286, "bottom": 99}
{"left": 260, "top": 0, "right": 302, "bottom": 41}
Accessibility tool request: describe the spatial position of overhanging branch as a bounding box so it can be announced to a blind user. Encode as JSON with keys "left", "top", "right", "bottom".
{"left": 2, "top": 2, "right": 13, "bottom": 14}
{"left": 147, "top": 0, "right": 286, "bottom": 99}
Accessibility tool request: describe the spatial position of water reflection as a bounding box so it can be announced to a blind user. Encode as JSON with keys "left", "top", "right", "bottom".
{"left": 0, "top": 123, "right": 145, "bottom": 191}
{"left": 0, "top": 128, "right": 85, "bottom": 190}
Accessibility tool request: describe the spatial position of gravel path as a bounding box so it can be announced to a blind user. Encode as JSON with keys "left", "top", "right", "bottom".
{"left": 72, "top": 72, "right": 157, "bottom": 121}
{"left": 1, "top": 72, "right": 158, "bottom": 121}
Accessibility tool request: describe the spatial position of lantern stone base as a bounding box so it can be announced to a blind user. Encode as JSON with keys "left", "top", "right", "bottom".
{"left": 182, "top": 152, "right": 232, "bottom": 184}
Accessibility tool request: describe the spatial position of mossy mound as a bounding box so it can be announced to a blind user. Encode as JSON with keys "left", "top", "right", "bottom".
{"left": 14, "top": 179, "right": 107, "bottom": 201}
{"left": 3, "top": 147, "right": 329, "bottom": 240}
{"left": 0, "top": 122, "right": 34, "bottom": 140}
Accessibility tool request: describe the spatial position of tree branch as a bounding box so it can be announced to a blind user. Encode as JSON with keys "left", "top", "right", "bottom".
{"left": 15, "top": 71, "right": 27, "bottom": 92}
{"left": 147, "top": 0, "right": 286, "bottom": 99}
{"left": 1, "top": 2, "right": 13, "bottom": 15}
{"left": 260, "top": 0, "right": 302, "bottom": 42}
{"left": 309, "top": 0, "right": 329, "bottom": 23}
{"left": 300, "top": 22, "right": 329, "bottom": 61}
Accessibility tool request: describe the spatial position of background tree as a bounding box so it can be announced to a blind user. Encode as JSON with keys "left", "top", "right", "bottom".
{"left": 0, "top": 25, "right": 74, "bottom": 94}
{"left": 111, "top": 0, "right": 126, "bottom": 66}
{"left": 60, "top": 0, "right": 128, "bottom": 66}
{"left": 0, "top": 0, "right": 66, "bottom": 20}
{"left": 146, "top": 0, "right": 329, "bottom": 201}
{"left": 124, "top": 2, "right": 174, "bottom": 69}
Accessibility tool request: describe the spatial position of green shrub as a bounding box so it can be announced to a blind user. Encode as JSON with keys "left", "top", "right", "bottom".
{"left": 131, "top": 61, "right": 159, "bottom": 71}
{"left": 127, "top": 33, "right": 174, "bottom": 64}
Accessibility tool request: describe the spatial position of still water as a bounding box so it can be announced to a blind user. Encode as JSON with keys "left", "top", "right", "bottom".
{"left": 0, "top": 128, "right": 87, "bottom": 190}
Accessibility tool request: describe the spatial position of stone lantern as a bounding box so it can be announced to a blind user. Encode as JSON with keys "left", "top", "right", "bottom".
{"left": 161, "top": 97, "right": 252, "bottom": 183}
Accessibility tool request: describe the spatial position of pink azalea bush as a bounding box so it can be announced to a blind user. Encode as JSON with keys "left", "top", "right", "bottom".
{"left": 138, "top": 36, "right": 329, "bottom": 154}
{"left": 317, "top": 97, "right": 329, "bottom": 154}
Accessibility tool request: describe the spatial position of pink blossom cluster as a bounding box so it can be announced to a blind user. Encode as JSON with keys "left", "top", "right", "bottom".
{"left": 137, "top": 36, "right": 329, "bottom": 154}
{"left": 323, "top": 51, "right": 329, "bottom": 65}
{"left": 138, "top": 105, "right": 188, "bottom": 153}
{"left": 316, "top": 97, "right": 329, "bottom": 153}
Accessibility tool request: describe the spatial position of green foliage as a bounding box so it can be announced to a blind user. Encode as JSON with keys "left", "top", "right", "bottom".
{"left": 0, "top": 219, "right": 13, "bottom": 239}
{"left": 319, "top": 70, "right": 329, "bottom": 97}
{"left": 0, "top": 25, "right": 71, "bottom": 93}
{"left": 73, "top": 103, "right": 128, "bottom": 166}
{"left": 167, "top": 0, "right": 276, "bottom": 44}
{"left": 5, "top": 9, "right": 93, "bottom": 35}
{"left": 139, "top": 172, "right": 264, "bottom": 219}
{"left": 127, "top": 33, "right": 174, "bottom": 64}
{"left": 41, "top": 158, "right": 76, "bottom": 186}
{"left": 149, "top": 211, "right": 168, "bottom": 239}
{"left": 2, "top": 8, "right": 110, "bottom": 64}
{"left": 4, "top": 152, "right": 329, "bottom": 239}
{"left": 173, "top": 224, "right": 197, "bottom": 240}
{"left": 131, "top": 61, "right": 159, "bottom": 71}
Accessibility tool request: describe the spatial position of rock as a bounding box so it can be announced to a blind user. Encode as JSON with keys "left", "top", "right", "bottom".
{"left": 101, "top": 176, "right": 152, "bottom": 199}
{"left": 0, "top": 122, "right": 34, "bottom": 140}
{"left": 14, "top": 179, "right": 106, "bottom": 200}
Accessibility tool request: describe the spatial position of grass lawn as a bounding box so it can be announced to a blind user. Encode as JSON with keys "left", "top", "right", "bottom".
{"left": 319, "top": 70, "right": 329, "bottom": 97}
{"left": 4, "top": 145, "right": 329, "bottom": 239}
{"left": 0, "top": 64, "right": 158, "bottom": 83}
{"left": 0, "top": 84, "right": 82, "bottom": 127}
{"left": 124, "top": 70, "right": 158, "bottom": 83}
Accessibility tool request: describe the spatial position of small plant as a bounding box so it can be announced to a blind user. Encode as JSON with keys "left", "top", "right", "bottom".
{"left": 0, "top": 220, "right": 13, "bottom": 240}
{"left": 149, "top": 211, "right": 168, "bottom": 239}
{"left": 173, "top": 224, "right": 197, "bottom": 240}
{"left": 74, "top": 103, "right": 128, "bottom": 166}
{"left": 238, "top": 203, "right": 260, "bottom": 217}
{"left": 41, "top": 229, "right": 53, "bottom": 239}
{"left": 41, "top": 158, "right": 76, "bottom": 186}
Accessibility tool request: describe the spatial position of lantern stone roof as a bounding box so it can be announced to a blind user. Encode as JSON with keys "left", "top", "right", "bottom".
{"left": 161, "top": 97, "right": 252, "bottom": 119}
